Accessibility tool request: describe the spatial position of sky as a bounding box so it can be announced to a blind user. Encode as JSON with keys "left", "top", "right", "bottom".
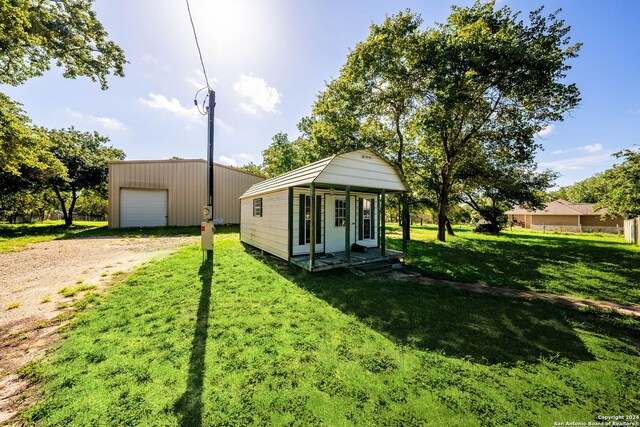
{"left": 2, "top": 0, "right": 640, "bottom": 187}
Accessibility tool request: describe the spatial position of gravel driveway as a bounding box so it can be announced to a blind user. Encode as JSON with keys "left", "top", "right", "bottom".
{"left": 0, "top": 235, "right": 197, "bottom": 424}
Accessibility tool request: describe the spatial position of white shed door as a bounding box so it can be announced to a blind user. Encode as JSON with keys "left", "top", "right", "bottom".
{"left": 120, "top": 189, "right": 168, "bottom": 227}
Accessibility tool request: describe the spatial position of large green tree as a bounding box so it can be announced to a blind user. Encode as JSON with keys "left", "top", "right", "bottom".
{"left": 413, "top": 2, "right": 580, "bottom": 241}
{"left": 47, "top": 128, "right": 124, "bottom": 226}
{"left": 460, "top": 158, "right": 557, "bottom": 232}
{"left": 300, "top": 11, "right": 427, "bottom": 244}
{"left": 0, "top": 94, "right": 63, "bottom": 199}
{"left": 0, "top": 0, "right": 126, "bottom": 88}
{"left": 261, "top": 132, "right": 307, "bottom": 178}
{"left": 548, "top": 172, "right": 610, "bottom": 204}
{"left": 298, "top": 2, "right": 580, "bottom": 242}
{"left": 596, "top": 149, "right": 640, "bottom": 218}
{"left": 0, "top": 0, "right": 126, "bottom": 214}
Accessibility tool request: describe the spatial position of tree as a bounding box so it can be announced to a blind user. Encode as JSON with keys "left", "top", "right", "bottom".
{"left": 548, "top": 173, "right": 610, "bottom": 203}
{"left": 413, "top": 2, "right": 580, "bottom": 241}
{"left": 300, "top": 11, "right": 428, "bottom": 245}
{"left": 0, "top": 0, "right": 125, "bottom": 211}
{"left": 46, "top": 128, "right": 124, "bottom": 226}
{"left": 461, "top": 158, "right": 557, "bottom": 232}
{"left": 596, "top": 149, "right": 640, "bottom": 218}
{"left": 298, "top": 2, "right": 580, "bottom": 243}
{"left": 0, "top": 188, "right": 56, "bottom": 223}
{"left": 73, "top": 187, "right": 108, "bottom": 220}
{"left": 0, "top": 0, "right": 126, "bottom": 89}
{"left": 239, "top": 163, "right": 264, "bottom": 176}
{"left": 0, "top": 95, "right": 61, "bottom": 192}
{"left": 261, "top": 132, "right": 309, "bottom": 178}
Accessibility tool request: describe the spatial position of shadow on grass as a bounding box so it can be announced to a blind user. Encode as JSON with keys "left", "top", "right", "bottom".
{"left": 64, "top": 224, "right": 239, "bottom": 239}
{"left": 0, "top": 223, "right": 240, "bottom": 240}
{"left": 245, "top": 246, "right": 596, "bottom": 366}
{"left": 387, "top": 231, "right": 639, "bottom": 305}
{"left": 173, "top": 250, "right": 213, "bottom": 427}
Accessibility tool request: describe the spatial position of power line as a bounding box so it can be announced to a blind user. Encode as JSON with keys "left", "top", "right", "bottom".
{"left": 185, "top": 0, "right": 211, "bottom": 90}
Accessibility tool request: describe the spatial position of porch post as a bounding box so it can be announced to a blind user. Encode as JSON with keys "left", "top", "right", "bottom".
{"left": 381, "top": 189, "right": 386, "bottom": 257}
{"left": 345, "top": 186, "right": 351, "bottom": 262}
{"left": 402, "top": 192, "right": 408, "bottom": 254}
{"left": 287, "top": 187, "right": 293, "bottom": 260}
{"left": 309, "top": 183, "right": 316, "bottom": 272}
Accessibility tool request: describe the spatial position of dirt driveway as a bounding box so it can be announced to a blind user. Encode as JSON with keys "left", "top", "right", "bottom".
{"left": 0, "top": 235, "right": 197, "bottom": 424}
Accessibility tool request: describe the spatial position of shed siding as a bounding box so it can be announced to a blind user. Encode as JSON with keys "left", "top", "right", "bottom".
{"left": 109, "top": 160, "right": 263, "bottom": 228}
{"left": 240, "top": 190, "right": 289, "bottom": 260}
{"left": 316, "top": 151, "right": 406, "bottom": 191}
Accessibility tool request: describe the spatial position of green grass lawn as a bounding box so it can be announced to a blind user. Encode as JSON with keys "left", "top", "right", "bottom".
{"left": 387, "top": 224, "right": 640, "bottom": 306}
{"left": 23, "top": 234, "right": 640, "bottom": 426}
{"left": 0, "top": 221, "right": 199, "bottom": 253}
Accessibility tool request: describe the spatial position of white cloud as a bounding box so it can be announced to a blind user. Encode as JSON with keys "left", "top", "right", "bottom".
{"left": 94, "top": 116, "right": 126, "bottom": 131}
{"left": 581, "top": 143, "right": 602, "bottom": 153}
{"left": 233, "top": 74, "right": 282, "bottom": 114}
{"left": 540, "top": 154, "right": 612, "bottom": 172}
{"left": 218, "top": 155, "right": 237, "bottom": 167}
{"left": 139, "top": 93, "right": 202, "bottom": 122}
{"left": 66, "top": 108, "right": 126, "bottom": 131}
{"left": 536, "top": 124, "right": 555, "bottom": 137}
{"left": 218, "top": 153, "right": 256, "bottom": 167}
{"left": 552, "top": 143, "right": 603, "bottom": 155}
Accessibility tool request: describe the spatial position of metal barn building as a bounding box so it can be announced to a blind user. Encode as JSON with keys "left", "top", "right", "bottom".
{"left": 239, "top": 149, "right": 410, "bottom": 271}
{"left": 108, "top": 159, "right": 264, "bottom": 228}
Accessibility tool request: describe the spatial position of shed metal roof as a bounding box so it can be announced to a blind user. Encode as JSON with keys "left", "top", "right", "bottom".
{"left": 240, "top": 149, "right": 409, "bottom": 198}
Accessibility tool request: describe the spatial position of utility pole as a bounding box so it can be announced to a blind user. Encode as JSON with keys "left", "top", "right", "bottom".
{"left": 201, "top": 89, "right": 216, "bottom": 254}
{"left": 207, "top": 89, "right": 216, "bottom": 211}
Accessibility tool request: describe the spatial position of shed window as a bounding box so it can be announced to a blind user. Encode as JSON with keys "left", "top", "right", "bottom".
{"left": 253, "top": 198, "right": 263, "bottom": 217}
{"left": 335, "top": 199, "right": 346, "bottom": 227}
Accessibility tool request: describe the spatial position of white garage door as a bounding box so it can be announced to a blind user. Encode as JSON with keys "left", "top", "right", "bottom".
{"left": 120, "top": 189, "right": 168, "bottom": 227}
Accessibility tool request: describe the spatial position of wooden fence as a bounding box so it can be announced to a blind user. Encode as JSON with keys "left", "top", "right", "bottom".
{"left": 624, "top": 218, "right": 640, "bottom": 245}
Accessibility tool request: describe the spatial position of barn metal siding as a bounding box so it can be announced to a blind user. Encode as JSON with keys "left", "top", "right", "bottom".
{"left": 108, "top": 160, "right": 264, "bottom": 228}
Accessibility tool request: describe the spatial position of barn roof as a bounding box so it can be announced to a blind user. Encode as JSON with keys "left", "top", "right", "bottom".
{"left": 240, "top": 149, "right": 409, "bottom": 198}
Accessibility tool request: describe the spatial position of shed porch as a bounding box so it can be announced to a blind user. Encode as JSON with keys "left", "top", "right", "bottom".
{"left": 290, "top": 248, "right": 405, "bottom": 272}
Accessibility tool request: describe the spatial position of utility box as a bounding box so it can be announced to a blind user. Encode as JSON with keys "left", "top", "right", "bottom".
{"left": 201, "top": 222, "right": 213, "bottom": 251}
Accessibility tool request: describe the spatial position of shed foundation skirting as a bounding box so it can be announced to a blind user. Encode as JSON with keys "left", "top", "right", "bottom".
{"left": 290, "top": 248, "right": 405, "bottom": 272}
{"left": 531, "top": 224, "right": 621, "bottom": 234}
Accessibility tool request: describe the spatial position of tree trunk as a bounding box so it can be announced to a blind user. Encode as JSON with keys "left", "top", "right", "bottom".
{"left": 402, "top": 193, "right": 410, "bottom": 244}
{"left": 444, "top": 215, "right": 455, "bottom": 236}
{"left": 66, "top": 189, "right": 78, "bottom": 227}
{"left": 437, "top": 202, "right": 447, "bottom": 242}
{"left": 53, "top": 186, "right": 70, "bottom": 227}
{"left": 437, "top": 170, "right": 452, "bottom": 242}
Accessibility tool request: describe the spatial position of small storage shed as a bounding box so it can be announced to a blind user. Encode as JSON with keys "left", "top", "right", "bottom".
{"left": 108, "top": 159, "right": 264, "bottom": 228}
{"left": 240, "top": 149, "right": 410, "bottom": 271}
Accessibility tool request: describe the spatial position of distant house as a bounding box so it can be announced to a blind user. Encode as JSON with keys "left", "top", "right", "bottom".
{"left": 239, "top": 149, "right": 410, "bottom": 271}
{"left": 505, "top": 199, "right": 624, "bottom": 233}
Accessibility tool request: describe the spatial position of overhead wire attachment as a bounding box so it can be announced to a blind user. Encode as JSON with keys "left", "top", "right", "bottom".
{"left": 185, "top": 0, "right": 211, "bottom": 90}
